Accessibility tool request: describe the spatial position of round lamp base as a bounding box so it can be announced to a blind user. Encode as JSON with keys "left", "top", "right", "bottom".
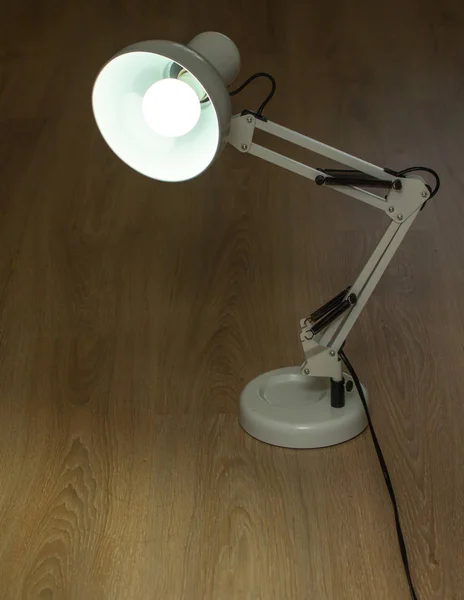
{"left": 239, "top": 367, "right": 368, "bottom": 449}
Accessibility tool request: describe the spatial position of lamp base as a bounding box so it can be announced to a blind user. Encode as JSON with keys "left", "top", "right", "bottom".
{"left": 239, "top": 367, "right": 368, "bottom": 448}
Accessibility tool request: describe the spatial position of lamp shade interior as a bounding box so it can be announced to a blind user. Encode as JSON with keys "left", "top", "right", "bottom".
{"left": 92, "top": 41, "right": 231, "bottom": 182}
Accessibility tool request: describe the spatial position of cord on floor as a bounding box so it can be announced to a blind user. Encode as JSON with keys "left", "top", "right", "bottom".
{"left": 339, "top": 348, "right": 418, "bottom": 600}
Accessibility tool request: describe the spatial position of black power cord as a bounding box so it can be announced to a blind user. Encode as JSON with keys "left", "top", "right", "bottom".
{"left": 386, "top": 166, "right": 440, "bottom": 205}
{"left": 201, "top": 72, "right": 277, "bottom": 119}
{"left": 339, "top": 348, "right": 418, "bottom": 600}
{"left": 229, "top": 72, "right": 276, "bottom": 118}
{"left": 397, "top": 167, "right": 440, "bottom": 199}
{"left": 223, "top": 72, "right": 429, "bottom": 598}
{"left": 221, "top": 70, "right": 425, "bottom": 597}
{"left": 203, "top": 67, "right": 427, "bottom": 595}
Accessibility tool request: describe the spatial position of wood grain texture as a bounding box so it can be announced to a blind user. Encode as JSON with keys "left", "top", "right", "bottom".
{"left": 1, "top": 0, "right": 464, "bottom": 598}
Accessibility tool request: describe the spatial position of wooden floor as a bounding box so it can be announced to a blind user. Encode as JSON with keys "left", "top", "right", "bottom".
{"left": 1, "top": 0, "right": 464, "bottom": 598}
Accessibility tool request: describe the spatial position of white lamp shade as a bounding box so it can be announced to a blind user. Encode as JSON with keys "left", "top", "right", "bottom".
{"left": 92, "top": 36, "right": 239, "bottom": 182}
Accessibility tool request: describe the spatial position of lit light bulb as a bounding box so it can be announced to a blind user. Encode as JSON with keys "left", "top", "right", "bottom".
{"left": 142, "top": 78, "right": 201, "bottom": 138}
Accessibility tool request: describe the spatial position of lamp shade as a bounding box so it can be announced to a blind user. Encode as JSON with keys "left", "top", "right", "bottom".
{"left": 92, "top": 33, "right": 240, "bottom": 182}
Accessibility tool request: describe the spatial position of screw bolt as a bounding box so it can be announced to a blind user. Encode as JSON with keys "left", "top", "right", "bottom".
{"left": 241, "top": 144, "right": 248, "bottom": 151}
{"left": 388, "top": 206, "right": 395, "bottom": 213}
{"left": 246, "top": 116, "right": 253, "bottom": 123}
{"left": 421, "top": 190, "right": 428, "bottom": 198}
{"left": 329, "top": 350, "right": 336, "bottom": 357}
{"left": 392, "top": 179, "right": 402, "bottom": 190}
{"left": 304, "top": 368, "right": 310, "bottom": 375}
{"left": 397, "top": 214, "right": 403, "bottom": 221}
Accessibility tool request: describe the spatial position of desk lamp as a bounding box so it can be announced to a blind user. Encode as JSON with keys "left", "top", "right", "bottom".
{"left": 92, "top": 32, "right": 439, "bottom": 451}
{"left": 93, "top": 33, "right": 440, "bottom": 598}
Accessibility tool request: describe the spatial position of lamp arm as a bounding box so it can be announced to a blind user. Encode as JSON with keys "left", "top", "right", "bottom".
{"left": 227, "top": 113, "right": 429, "bottom": 380}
